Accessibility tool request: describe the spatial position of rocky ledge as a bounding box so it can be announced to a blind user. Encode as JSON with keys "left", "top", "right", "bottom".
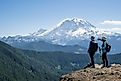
{"left": 60, "top": 64, "right": 121, "bottom": 81}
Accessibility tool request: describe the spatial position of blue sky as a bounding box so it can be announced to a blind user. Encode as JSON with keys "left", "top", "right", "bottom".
{"left": 0, "top": 0, "right": 121, "bottom": 36}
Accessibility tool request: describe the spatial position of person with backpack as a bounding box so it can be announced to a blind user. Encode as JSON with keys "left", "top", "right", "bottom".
{"left": 84, "top": 36, "right": 98, "bottom": 68}
{"left": 98, "top": 37, "right": 111, "bottom": 68}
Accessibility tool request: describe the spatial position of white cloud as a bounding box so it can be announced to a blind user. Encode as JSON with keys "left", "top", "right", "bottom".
{"left": 110, "top": 28, "right": 121, "bottom": 31}
{"left": 109, "top": 28, "right": 121, "bottom": 33}
{"left": 97, "top": 27, "right": 121, "bottom": 34}
{"left": 101, "top": 20, "right": 121, "bottom": 25}
{"left": 111, "top": 28, "right": 121, "bottom": 31}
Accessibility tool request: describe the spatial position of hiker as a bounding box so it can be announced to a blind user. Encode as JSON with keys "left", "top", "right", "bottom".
{"left": 84, "top": 36, "right": 98, "bottom": 68}
{"left": 98, "top": 37, "right": 111, "bottom": 67}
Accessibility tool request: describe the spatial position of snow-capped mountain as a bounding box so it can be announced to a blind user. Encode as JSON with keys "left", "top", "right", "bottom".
{"left": 30, "top": 28, "right": 47, "bottom": 36}
{"left": 42, "top": 18, "right": 98, "bottom": 45}
{"left": 1, "top": 18, "right": 121, "bottom": 53}
{"left": 0, "top": 29, "right": 47, "bottom": 44}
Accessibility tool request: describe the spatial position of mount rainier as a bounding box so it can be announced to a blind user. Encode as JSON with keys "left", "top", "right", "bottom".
{"left": 1, "top": 18, "right": 121, "bottom": 53}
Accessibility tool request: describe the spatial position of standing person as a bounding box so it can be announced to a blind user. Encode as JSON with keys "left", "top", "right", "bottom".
{"left": 84, "top": 36, "right": 98, "bottom": 68}
{"left": 98, "top": 37, "right": 111, "bottom": 68}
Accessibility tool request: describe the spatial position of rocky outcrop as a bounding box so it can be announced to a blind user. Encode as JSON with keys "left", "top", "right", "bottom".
{"left": 60, "top": 64, "right": 121, "bottom": 81}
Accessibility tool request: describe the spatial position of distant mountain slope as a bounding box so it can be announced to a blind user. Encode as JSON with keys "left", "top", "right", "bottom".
{"left": 10, "top": 40, "right": 86, "bottom": 53}
{"left": 1, "top": 36, "right": 86, "bottom": 53}
{"left": 0, "top": 41, "right": 61, "bottom": 81}
{"left": 0, "top": 41, "right": 38, "bottom": 81}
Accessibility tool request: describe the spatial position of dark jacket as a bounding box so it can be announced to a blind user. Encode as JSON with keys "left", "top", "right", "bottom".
{"left": 88, "top": 40, "right": 98, "bottom": 53}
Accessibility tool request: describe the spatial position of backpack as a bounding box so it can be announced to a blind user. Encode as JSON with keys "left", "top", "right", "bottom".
{"left": 106, "top": 43, "right": 111, "bottom": 52}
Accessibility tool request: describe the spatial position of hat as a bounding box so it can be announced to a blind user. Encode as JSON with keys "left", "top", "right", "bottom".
{"left": 102, "top": 37, "right": 106, "bottom": 40}
{"left": 91, "top": 36, "right": 95, "bottom": 40}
